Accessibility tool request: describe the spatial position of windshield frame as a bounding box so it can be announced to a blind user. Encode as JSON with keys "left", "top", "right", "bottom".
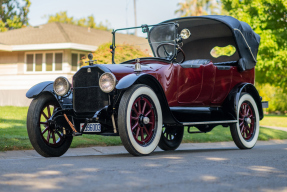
{"left": 110, "top": 22, "right": 178, "bottom": 64}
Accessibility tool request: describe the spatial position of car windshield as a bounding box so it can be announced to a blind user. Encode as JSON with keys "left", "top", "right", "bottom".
{"left": 111, "top": 23, "right": 177, "bottom": 64}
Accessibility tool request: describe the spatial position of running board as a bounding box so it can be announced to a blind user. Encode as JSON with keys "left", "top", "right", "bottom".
{"left": 182, "top": 120, "right": 237, "bottom": 126}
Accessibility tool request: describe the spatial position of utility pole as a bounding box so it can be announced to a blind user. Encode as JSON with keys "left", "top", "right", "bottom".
{"left": 134, "top": 0, "right": 137, "bottom": 36}
{"left": 126, "top": 0, "right": 129, "bottom": 33}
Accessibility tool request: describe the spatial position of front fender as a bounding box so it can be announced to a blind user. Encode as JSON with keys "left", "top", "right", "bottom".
{"left": 116, "top": 73, "right": 181, "bottom": 126}
{"left": 26, "top": 81, "right": 73, "bottom": 109}
{"left": 26, "top": 81, "right": 54, "bottom": 98}
{"left": 116, "top": 73, "right": 146, "bottom": 90}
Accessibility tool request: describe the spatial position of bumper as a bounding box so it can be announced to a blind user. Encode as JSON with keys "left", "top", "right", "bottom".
{"left": 262, "top": 101, "right": 268, "bottom": 108}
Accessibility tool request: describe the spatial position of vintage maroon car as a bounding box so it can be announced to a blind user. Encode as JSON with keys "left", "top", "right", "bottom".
{"left": 26, "top": 16, "right": 268, "bottom": 157}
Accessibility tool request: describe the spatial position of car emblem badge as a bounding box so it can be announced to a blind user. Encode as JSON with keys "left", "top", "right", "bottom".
{"left": 87, "top": 68, "right": 91, "bottom": 73}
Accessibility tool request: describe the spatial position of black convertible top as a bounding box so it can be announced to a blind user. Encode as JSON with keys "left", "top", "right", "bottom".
{"left": 161, "top": 15, "right": 260, "bottom": 71}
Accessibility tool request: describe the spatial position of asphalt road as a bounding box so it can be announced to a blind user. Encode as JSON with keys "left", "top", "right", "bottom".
{"left": 0, "top": 140, "right": 287, "bottom": 192}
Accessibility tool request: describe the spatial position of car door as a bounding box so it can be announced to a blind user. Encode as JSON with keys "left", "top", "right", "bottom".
{"left": 177, "top": 59, "right": 214, "bottom": 104}
{"left": 210, "top": 65, "right": 233, "bottom": 104}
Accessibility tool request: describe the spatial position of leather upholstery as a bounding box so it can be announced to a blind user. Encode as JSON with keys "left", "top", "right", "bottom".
{"left": 180, "top": 59, "right": 211, "bottom": 68}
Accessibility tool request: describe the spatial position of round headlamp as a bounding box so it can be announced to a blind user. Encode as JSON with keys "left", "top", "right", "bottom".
{"left": 99, "top": 72, "right": 116, "bottom": 93}
{"left": 53, "top": 77, "right": 71, "bottom": 96}
{"left": 180, "top": 28, "right": 191, "bottom": 39}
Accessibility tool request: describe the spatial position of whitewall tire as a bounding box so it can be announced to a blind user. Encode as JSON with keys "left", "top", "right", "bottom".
{"left": 118, "top": 84, "right": 162, "bottom": 156}
{"left": 230, "top": 93, "right": 260, "bottom": 149}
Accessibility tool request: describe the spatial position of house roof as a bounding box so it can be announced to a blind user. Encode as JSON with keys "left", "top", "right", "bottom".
{"left": 0, "top": 43, "right": 12, "bottom": 51}
{"left": 0, "top": 22, "right": 150, "bottom": 52}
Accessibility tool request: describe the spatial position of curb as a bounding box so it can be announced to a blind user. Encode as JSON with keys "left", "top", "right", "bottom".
{"left": 1, "top": 140, "right": 287, "bottom": 160}
{"left": 261, "top": 126, "right": 287, "bottom": 132}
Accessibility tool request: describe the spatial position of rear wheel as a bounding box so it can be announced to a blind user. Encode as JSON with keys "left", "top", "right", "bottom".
{"left": 230, "top": 93, "right": 259, "bottom": 149}
{"left": 158, "top": 126, "right": 184, "bottom": 151}
{"left": 27, "top": 94, "right": 73, "bottom": 157}
{"left": 118, "top": 84, "right": 162, "bottom": 156}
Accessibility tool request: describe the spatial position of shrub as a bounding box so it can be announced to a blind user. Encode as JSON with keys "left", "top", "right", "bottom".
{"left": 256, "top": 83, "right": 287, "bottom": 114}
{"left": 81, "top": 42, "right": 151, "bottom": 66}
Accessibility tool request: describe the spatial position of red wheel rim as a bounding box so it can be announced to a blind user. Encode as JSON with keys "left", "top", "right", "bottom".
{"left": 39, "top": 103, "right": 64, "bottom": 147}
{"left": 130, "top": 96, "right": 156, "bottom": 146}
{"left": 239, "top": 102, "right": 255, "bottom": 140}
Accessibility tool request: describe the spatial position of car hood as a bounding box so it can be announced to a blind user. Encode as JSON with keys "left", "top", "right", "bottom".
{"left": 102, "top": 63, "right": 166, "bottom": 80}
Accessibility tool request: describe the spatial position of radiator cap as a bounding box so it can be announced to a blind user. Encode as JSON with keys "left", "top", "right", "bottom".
{"left": 134, "top": 58, "right": 142, "bottom": 72}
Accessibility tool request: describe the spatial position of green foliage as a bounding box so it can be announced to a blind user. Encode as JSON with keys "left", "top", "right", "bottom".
{"left": 0, "top": 0, "right": 30, "bottom": 32}
{"left": 0, "top": 106, "right": 122, "bottom": 151}
{"left": 184, "top": 126, "right": 287, "bottom": 143}
{"left": 210, "top": 45, "right": 236, "bottom": 58}
{"left": 47, "top": 11, "right": 110, "bottom": 31}
{"left": 256, "top": 83, "right": 287, "bottom": 113}
{"left": 1, "top": 106, "right": 287, "bottom": 151}
{"left": 221, "top": 0, "right": 287, "bottom": 91}
{"left": 260, "top": 114, "right": 287, "bottom": 127}
{"left": 81, "top": 43, "right": 151, "bottom": 66}
{"left": 175, "top": 0, "right": 221, "bottom": 16}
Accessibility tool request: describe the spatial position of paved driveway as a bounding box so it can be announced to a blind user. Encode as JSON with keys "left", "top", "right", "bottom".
{"left": 0, "top": 140, "right": 287, "bottom": 192}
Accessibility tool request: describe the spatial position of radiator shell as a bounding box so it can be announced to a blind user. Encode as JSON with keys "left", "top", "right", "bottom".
{"left": 73, "top": 66, "right": 109, "bottom": 113}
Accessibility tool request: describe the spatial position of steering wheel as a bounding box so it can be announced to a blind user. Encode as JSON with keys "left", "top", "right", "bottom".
{"left": 156, "top": 43, "right": 186, "bottom": 63}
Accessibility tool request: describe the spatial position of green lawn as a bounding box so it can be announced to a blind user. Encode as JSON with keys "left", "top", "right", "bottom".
{"left": 0, "top": 106, "right": 287, "bottom": 151}
{"left": 260, "top": 114, "right": 287, "bottom": 128}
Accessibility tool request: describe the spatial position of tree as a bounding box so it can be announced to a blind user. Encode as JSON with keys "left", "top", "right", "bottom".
{"left": 175, "top": 0, "right": 221, "bottom": 16}
{"left": 221, "top": 0, "right": 287, "bottom": 91}
{"left": 47, "top": 11, "right": 110, "bottom": 31}
{"left": 0, "top": 0, "right": 31, "bottom": 32}
{"left": 81, "top": 43, "right": 150, "bottom": 66}
{"left": 48, "top": 11, "right": 75, "bottom": 25}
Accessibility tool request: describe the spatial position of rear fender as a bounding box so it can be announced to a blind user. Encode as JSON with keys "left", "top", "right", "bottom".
{"left": 116, "top": 73, "right": 181, "bottom": 126}
{"left": 223, "top": 83, "right": 264, "bottom": 120}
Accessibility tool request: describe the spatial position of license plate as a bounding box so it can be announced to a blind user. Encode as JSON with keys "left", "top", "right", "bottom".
{"left": 80, "top": 123, "right": 101, "bottom": 132}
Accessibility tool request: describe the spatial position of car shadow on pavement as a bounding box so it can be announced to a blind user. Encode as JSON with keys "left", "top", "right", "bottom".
{"left": 1, "top": 144, "right": 287, "bottom": 192}
{"left": 58, "top": 147, "right": 239, "bottom": 159}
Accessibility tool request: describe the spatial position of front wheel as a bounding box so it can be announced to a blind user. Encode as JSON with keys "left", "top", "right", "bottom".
{"left": 27, "top": 94, "right": 73, "bottom": 157}
{"left": 230, "top": 93, "right": 259, "bottom": 149}
{"left": 118, "top": 84, "right": 162, "bottom": 156}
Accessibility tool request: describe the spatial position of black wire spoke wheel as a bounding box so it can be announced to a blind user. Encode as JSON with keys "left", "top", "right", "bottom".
{"left": 27, "top": 94, "right": 73, "bottom": 157}
{"left": 158, "top": 126, "right": 184, "bottom": 151}
{"left": 39, "top": 103, "right": 64, "bottom": 147}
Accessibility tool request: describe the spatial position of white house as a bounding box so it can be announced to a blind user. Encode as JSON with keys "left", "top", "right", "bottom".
{"left": 0, "top": 22, "right": 148, "bottom": 106}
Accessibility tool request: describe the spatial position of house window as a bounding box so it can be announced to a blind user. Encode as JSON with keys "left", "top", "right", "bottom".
{"left": 35, "top": 54, "right": 43, "bottom": 71}
{"left": 72, "top": 53, "right": 78, "bottom": 71}
{"left": 26, "top": 52, "right": 63, "bottom": 72}
{"left": 55, "top": 53, "right": 63, "bottom": 71}
{"left": 46, "top": 53, "right": 53, "bottom": 71}
{"left": 80, "top": 54, "right": 86, "bottom": 61}
{"left": 26, "top": 54, "right": 33, "bottom": 71}
{"left": 71, "top": 53, "right": 87, "bottom": 71}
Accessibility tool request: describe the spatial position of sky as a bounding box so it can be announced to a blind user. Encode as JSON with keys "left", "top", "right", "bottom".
{"left": 29, "top": 0, "right": 181, "bottom": 30}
